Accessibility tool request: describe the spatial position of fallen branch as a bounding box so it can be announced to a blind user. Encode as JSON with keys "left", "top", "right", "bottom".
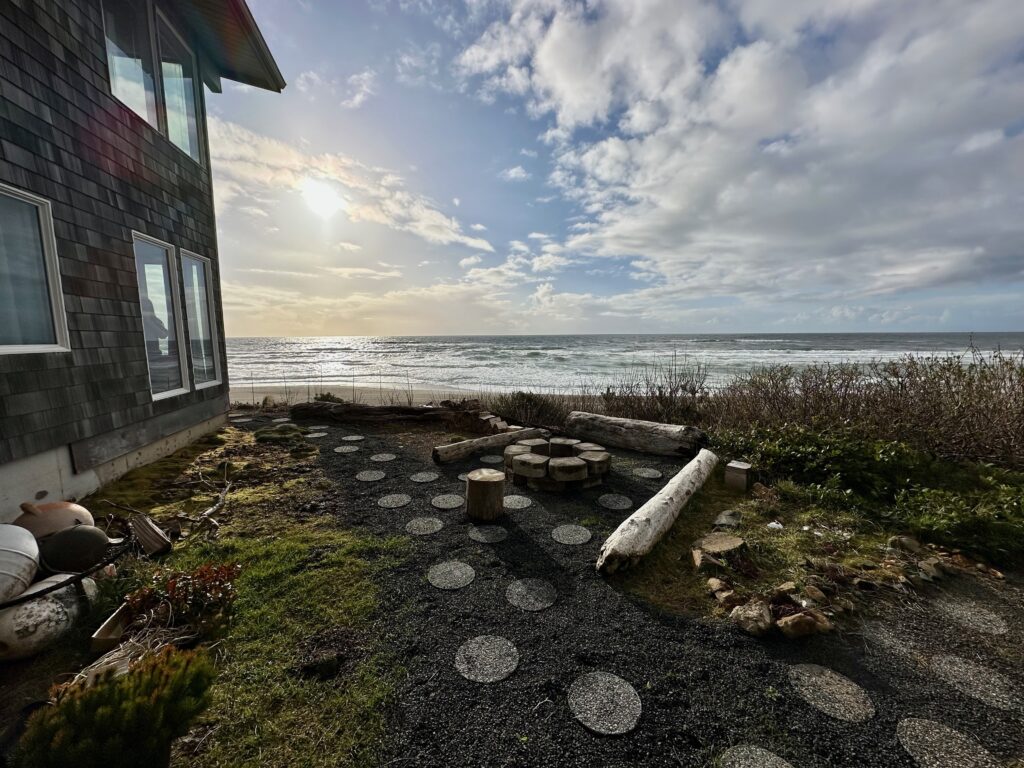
{"left": 432, "top": 428, "right": 546, "bottom": 464}
{"left": 564, "top": 411, "right": 707, "bottom": 457}
{"left": 596, "top": 448, "right": 719, "bottom": 574}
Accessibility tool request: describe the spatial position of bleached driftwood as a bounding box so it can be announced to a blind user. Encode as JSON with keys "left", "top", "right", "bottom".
{"left": 432, "top": 428, "right": 545, "bottom": 464}
{"left": 564, "top": 411, "right": 706, "bottom": 457}
{"left": 596, "top": 448, "right": 719, "bottom": 574}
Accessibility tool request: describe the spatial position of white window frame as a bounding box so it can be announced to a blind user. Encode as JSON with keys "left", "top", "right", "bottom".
{"left": 154, "top": 6, "right": 206, "bottom": 165}
{"left": 131, "top": 231, "right": 190, "bottom": 401}
{"left": 180, "top": 250, "right": 221, "bottom": 390}
{"left": 0, "top": 181, "right": 71, "bottom": 355}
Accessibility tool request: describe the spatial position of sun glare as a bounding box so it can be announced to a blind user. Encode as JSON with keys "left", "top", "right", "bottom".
{"left": 300, "top": 177, "right": 346, "bottom": 219}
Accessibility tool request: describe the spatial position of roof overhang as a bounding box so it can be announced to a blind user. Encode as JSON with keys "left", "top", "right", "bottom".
{"left": 175, "top": 0, "right": 286, "bottom": 93}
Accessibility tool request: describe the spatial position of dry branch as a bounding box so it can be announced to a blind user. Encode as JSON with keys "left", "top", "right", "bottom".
{"left": 432, "top": 428, "right": 546, "bottom": 464}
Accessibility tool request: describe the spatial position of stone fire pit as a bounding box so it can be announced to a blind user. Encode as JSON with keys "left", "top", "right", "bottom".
{"left": 503, "top": 437, "right": 611, "bottom": 492}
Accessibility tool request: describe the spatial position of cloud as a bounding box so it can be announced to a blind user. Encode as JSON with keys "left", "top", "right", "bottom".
{"left": 531, "top": 253, "right": 572, "bottom": 272}
{"left": 335, "top": 241, "right": 363, "bottom": 252}
{"left": 527, "top": 231, "right": 549, "bottom": 240}
{"left": 237, "top": 205, "right": 269, "bottom": 217}
{"left": 459, "top": 254, "right": 483, "bottom": 268}
{"left": 499, "top": 165, "right": 531, "bottom": 181}
{"left": 321, "top": 266, "right": 402, "bottom": 280}
{"left": 452, "top": 197, "right": 461, "bottom": 206}
{"left": 208, "top": 118, "right": 493, "bottom": 252}
{"left": 453, "top": 0, "right": 1024, "bottom": 320}
{"left": 520, "top": 148, "right": 538, "bottom": 157}
{"left": 470, "top": 223, "right": 487, "bottom": 231}
{"left": 341, "top": 68, "right": 377, "bottom": 108}
{"left": 396, "top": 42, "right": 442, "bottom": 86}
{"left": 295, "top": 70, "right": 334, "bottom": 98}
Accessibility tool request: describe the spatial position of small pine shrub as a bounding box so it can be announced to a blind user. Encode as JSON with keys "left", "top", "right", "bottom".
{"left": 15, "top": 648, "right": 214, "bottom": 768}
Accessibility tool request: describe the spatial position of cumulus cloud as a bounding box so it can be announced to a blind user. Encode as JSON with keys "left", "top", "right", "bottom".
{"left": 459, "top": 254, "right": 483, "bottom": 268}
{"left": 499, "top": 165, "right": 531, "bottom": 181}
{"left": 470, "top": 223, "right": 488, "bottom": 231}
{"left": 208, "top": 118, "right": 493, "bottom": 252}
{"left": 454, "top": 0, "right": 1024, "bottom": 321}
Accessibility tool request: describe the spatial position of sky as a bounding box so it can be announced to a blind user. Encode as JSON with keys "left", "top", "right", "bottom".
{"left": 208, "top": 0, "right": 1024, "bottom": 336}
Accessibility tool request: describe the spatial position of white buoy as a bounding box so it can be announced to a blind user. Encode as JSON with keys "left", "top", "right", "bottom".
{"left": 0, "top": 574, "right": 97, "bottom": 660}
{"left": 0, "top": 524, "right": 40, "bottom": 602}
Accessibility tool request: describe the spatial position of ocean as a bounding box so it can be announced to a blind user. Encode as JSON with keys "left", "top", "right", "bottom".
{"left": 224, "top": 333, "right": 1024, "bottom": 394}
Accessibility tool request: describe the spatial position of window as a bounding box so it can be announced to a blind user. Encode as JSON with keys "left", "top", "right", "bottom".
{"left": 101, "top": 0, "right": 160, "bottom": 128}
{"left": 158, "top": 15, "right": 201, "bottom": 162}
{"left": 133, "top": 235, "right": 187, "bottom": 398}
{"left": 101, "top": 1, "right": 204, "bottom": 164}
{"left": 0, "top": 183, "right": 69, "bottom": 353}
{"left": 181, "top": 253, "right": 219, "bottom": 387}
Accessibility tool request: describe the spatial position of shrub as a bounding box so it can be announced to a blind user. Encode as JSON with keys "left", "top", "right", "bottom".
{"left": 125, "top": 563, "right": 240, "bottom": 635}
{"left": 15, "top": 648, "right": 214, "bottom": 768}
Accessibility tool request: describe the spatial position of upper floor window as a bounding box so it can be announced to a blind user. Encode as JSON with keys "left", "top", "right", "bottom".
{"left": 0, "top": 183, "right": 69, "bottom": 354}
{"left": 102, "top": 1, "right": 204, "bottom": 164}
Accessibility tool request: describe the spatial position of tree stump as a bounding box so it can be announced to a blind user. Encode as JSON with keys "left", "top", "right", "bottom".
{"left": 512, "top": 453, "right": 549, "bottom": 478}
{"left": 517, "top": 438, "right": 550, "bottom": 455}
{"left": 548, "top": 437, "right": 581, "bottom": 457}
{"left": 548, "top": 457, "right": 588, "bottom": 481}
{"left": 504, "top": 444, "right": 532, "bottom": 469}
{"left": 466, "top": 469, "right": 506, "bottom": 521}
{"left": 577, "top": 450, "right": 611, "bottom": 475}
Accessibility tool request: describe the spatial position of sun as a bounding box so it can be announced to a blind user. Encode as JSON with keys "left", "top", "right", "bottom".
{"left": 300, "top": 177, "right": 346, "bottom": 219}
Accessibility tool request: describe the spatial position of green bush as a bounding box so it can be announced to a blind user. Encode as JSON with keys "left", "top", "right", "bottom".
{"left": 15, "top": 648, "right": 214, "bottom": 768}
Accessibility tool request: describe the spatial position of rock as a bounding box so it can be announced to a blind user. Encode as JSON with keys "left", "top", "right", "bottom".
{"left": 698, "top": 532, "right": 746, "bottom": 555}
{"left": 777, "top": 612, "right": 822, "bottom": 639}
{"left": 888, "top": 535, "right": 923, "bottom": 554}
{"left": 767, "top": 521, "right": 784, "bottom": 530}
{"left": 707, "top": 578, "right": 729, "bottom": 593}
{"left": 835, "top": 597, "right": 856, "bottom": 613}
{"left": 804, "top": 585, "right": 828, "bottom": 604}
{"left": 730, "top": 600, "right": 772, "bottom": 637}
{"left": 807, "top": 609, "right": 833, "bottom": 632}
{"left": 713, "top": 509, "right": 742, "bottom": 528}
{"left": 917, "top": 559, "right": 943, "bottom": 580}
{"left": 774, "top": 581, "right": 798, "bottom": 595}
{"left": 853, "top": 578, "right": 878, "bottom": 591}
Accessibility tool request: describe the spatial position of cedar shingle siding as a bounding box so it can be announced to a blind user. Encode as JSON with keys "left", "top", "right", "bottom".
{"left": 0, "top": 0, "right": 229, "bottom": 468}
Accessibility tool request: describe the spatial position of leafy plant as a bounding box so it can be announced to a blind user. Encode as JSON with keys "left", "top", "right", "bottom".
{"left": 15, "top": 648, "right": 214, "bottom": 768}
{"left": 125, "top": 563, "right": 241, "bottom": 635}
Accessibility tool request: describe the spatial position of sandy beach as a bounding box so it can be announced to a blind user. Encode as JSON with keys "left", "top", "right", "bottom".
{"left": 227, "top": 382, "right": 479, "bottom": 408}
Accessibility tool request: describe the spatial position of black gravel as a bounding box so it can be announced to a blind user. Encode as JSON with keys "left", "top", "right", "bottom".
{"left": 265, "top": 415, "right": 1024, "bottom": 768}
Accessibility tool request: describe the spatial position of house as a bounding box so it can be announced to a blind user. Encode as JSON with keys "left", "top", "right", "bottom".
{"left": 0, "top": 0, "right": 285, "bottom": 519}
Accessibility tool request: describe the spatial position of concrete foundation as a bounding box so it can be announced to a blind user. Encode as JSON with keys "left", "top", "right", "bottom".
{"left": 0, "top": 414, "right": 226, "bottom": 523}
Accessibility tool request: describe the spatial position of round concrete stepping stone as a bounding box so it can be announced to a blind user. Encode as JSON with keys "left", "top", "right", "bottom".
{"left": 552, "top": 524, "right": 592, "bottom": 545}
{"left": 567, "top": 671, "right": 642, "bottom": 735}
{"left": 480, "top": 454, "right": 504, "bottom": 464}
{"left": 506, "top": 578, "right": 557, "bottom": 612}
{"left": 930, "top": 655, "right": 1020, "bottom": 711}
{"left": 787, "top": 664, "right": 875, "bottom": 722}
{"left": 632, "top": 467, "right": 663, "bottom": 480}
{"left": 410, "top": 471, "right": 440, "bottom": 483}
{"left": 469, "top": 525, "right": 508, "bottom": 544}
{"left": 457, "top": 473, "right": 469, "bottom": 482}
{"left": 356, "top": 470, "right": 386, "bottom": 482}
{"left": 370, "top": 453, "right": 397, "bottom": 462}
{"left": 720, "top": 746, "right": 794, "bottom": 768}
{"left": 334, "top": 445, "right": 359, "bottom": 454}
{"left": 897, "top": 718, "right": 1000, "bottom": 768}
{"left": 454, "top": 635, "right": 518, "bottom": 683}
{"left": 934, "top": 597, "right": 1008, "bottom": 636}
{"left": 432, "top": 493, "right": 464, "bottom": 510}
{"left": 341, "top": 435, "right": 365, "bottom": 442}
{"left": 230, "top": 418, "right": 254, "bottom": 424}
{"left": 598, "top": 493, "right": 632, "bottom": 510}
{"left": 306, "top": 432, "right": 328, "bottom": 439}
{"left": 378, "top": 494, "right": 411, "bottom": 509}
{"left": 272, "top": 417, "right": 290, "bottom": 423}
{"left": 427, "top": 560, "right": 475, "bottom": 590}
{"left": 503, "top": 494, "right": 532, "bottom": 510}
{"left": 406, "top": 517, "right": 443, "bottom": 536}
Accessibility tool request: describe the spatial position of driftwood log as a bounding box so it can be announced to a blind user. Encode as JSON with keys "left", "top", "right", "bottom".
{"left": 432, "top": 428, "right": 546, "bottom": 464}
{"left": 291, "top": 401, "right": 495, "bottom": 434}
{"left": 466, "top": 468, "right": 505, "bottom": 521}
{"left": 564, "top": 411, "right": 706, "bottom": 457}
{"left": 596, "top": 448, "right": 719, "bottom": 574}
